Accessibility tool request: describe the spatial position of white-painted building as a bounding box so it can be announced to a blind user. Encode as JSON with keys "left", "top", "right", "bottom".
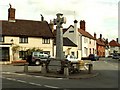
{"left": 109, "top": 39, "right": 120, "bottom": 54}
{"left": 54, "top": 37, "right": 78, "bottom": 58}
{"left": 63, "top": 20, "right": 96, "bottom": 58}
{"left": 63, "top": 20, "right": 82, "bottom": 59}
{"left": 0, "top": 6, "right": 54, "bottom": 64}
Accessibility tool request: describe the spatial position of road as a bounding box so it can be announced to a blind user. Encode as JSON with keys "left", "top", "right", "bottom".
{"left": 1, "top": 58, "right": 119, "bottom": 89}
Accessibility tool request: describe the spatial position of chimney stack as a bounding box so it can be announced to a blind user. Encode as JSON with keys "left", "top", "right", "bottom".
{"left": 94, "top": 33, "right": 96, "bottom": 39}
{"left": 49, "top": 20, "right": 54, "bottom": 32}
{"left": 8, "top": 4, "right": 16, "bottom": 22}
{"left": 80, "top": 20, "right": 85, "bottom": 30}
{"left": 116, "top": 38, "right": 118, "bottom": 42}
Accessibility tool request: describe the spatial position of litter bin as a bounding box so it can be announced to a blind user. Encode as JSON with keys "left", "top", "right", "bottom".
{"left": 79, "top": 60, "right": 85, "bottom": 70}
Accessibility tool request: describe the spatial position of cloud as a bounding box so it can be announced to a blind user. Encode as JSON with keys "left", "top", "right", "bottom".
{"left": 0, "top": 0, "right": 118, "bottom": 40}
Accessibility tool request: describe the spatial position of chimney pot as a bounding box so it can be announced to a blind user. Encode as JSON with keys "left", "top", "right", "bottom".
{"left": 74, "top": 20, "right": 78, "bottom": 23}
{"left": 100, "top": 34, "right": 102, "bottom": 39}
{"left": 40, "top": 14, "right": 44, "bottom": 21}
{"left": 94, "top": 33, "right": 96, "bottom": 39}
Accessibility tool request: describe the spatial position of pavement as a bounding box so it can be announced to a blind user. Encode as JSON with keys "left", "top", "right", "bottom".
{"left": 2, "top": 62, "right": 99, "bottom": 79}
{"left": 15, "top": 70, "right": 99, "bottom": 79}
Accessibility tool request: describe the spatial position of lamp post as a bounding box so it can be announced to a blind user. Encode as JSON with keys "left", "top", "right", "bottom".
{"left": 54, "top": 13, "right": 66, "bottom": 60}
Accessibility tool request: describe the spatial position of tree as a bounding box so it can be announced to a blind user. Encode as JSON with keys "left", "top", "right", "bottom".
{"left": 26, "top": 47, "right": 43, "bottom": 55}
{"left": 12, "top": 45, "right": 20, "bottom": 60}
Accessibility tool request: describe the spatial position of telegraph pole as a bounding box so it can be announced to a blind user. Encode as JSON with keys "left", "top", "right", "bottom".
{"left": 54, "top": 13, "right": 66, "bottom": 60}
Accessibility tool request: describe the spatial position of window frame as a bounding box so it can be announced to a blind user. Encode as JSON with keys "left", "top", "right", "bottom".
{"left": 42, "top": 38, "right": 50, "bottom": 44}
{"left": 19, "top": 37, "right": 28, "bottom": 43}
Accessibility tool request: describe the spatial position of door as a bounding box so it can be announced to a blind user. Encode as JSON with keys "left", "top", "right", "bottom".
{"left": 1, "top": 47, "right": 10, "bottom": 61}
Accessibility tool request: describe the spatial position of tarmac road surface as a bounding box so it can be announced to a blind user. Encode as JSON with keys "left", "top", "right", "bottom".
{"left": 1, "top": 58, "right": 119, "bottom": 89}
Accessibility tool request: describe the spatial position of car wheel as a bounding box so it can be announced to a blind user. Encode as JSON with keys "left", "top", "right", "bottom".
{"left": 35, "top": 60, "right": 41, "bottom": 65}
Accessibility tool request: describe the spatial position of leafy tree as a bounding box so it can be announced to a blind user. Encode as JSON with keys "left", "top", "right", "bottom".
{"left": 26, "top": 47, "right": 43, "bottom": 55}
{"left": 12, "top": 45, "right": 20, "bottom": 60}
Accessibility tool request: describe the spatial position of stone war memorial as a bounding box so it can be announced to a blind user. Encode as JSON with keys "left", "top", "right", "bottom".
{"left": 48, "top": 13, "right": 67, "bottom": 74}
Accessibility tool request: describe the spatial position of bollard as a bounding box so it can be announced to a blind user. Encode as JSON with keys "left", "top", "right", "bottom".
{"left": 41, "top": 63, "right": 47, "bottom": 74}
{"left": 88, "top": 64, "right": 93, "bottom": 74}
{"left": 24, "top": 63, "right": 28, "bottom": 72}
{"left": 39, "top": 65, "right": 42, "bottom": 72}
{"left": 64, "top": 67, "right": 69, "bottom": 76}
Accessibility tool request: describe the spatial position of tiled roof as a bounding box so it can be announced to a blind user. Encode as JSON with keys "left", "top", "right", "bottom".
{"left": 96, "top": 38, "right": 105, "bottom": 46}
{"left": 109, "top": 40, "right": 120, "bottom": 47}
{"left": 54, "top": 37, "right": 77, "bottom": 47}
{"left": 78, "top": 29, "right": 95, "bottom": 40}
{"left": 53, "top": 25, "right": 74, "bottom": 36}
{"left": 1, "top": 19, "right": 54, "bottom": 38}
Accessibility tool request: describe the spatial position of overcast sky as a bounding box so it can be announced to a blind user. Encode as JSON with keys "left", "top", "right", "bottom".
{"left": 0, "top": 0, "right": 119, "bottom": 41}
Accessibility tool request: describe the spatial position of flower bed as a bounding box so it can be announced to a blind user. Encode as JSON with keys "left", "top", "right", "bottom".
{"left": 12, "top": 60, "right": 27, "bottom": 64}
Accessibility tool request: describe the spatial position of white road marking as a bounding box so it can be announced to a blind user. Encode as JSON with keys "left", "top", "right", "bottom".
{"left": 3, "top": 76, "right": 60, "bottom": 89}
{"left": 16, "top": 79, "right": 27, "bottom": 83}
{"left": 44, "top": 85, "right": 59, "bottom": 89}
{"left": 28, "top": 82, "right": 41, "bottom": 86}
{"left": 2, "top": 72, "right": 26, "bottom": 76}
{"left": 2, "top": 72, "right": 63, "bottom": 80}
{"left": 27, "top": 74, "right": 63, "bottom": 80}
{"left": 4, "top": 77, "right": 42, "bottom": 87}
{"left": 6, "top": 77, "right": 16, "bottom": 81}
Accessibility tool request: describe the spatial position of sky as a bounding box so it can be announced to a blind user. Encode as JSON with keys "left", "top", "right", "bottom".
{"left": 0, "top": 0, "right": 119, "bottom": 41}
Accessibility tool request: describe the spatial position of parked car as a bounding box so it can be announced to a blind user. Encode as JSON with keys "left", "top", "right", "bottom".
{"left": 26, "top": 51, "right": 50, "bottom": 65}
{"left": 112, "top": 54, "right": 120, "bottom": 59}
{"left": 88, "top": 54, "right": 99, "bottom": 61}
{"left": 65, "top": 55, "right": 80, "bottom": 63}
{"left": 81, "top": 54, "right": 99, "bottom": 61}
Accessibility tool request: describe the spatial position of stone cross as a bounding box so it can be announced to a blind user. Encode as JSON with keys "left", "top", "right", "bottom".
{"left": 54, "top": 13, "right": 66, "bottom": 60}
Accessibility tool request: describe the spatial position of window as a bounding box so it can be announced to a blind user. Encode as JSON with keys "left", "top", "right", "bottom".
{"left": 93, "top": 48, "right": 94, "bottom": 54}
{"left": 84, "top": 37, "right": 86, "bottom": 43}
{"left": 84, "top": 47, "right": 88, "bottom": 56}
{"left": 77, "top": 51, "right": 78, "bottom": 58}
{"left": 19, "top": 37, "right": 28, "bottom": 43}
{"left": 71, "top": 52, "right": 74, "bottom": 56}
{"left": 19, "top": 51, "right": 27, "bottom": 59}
{"left": 69, "top": 31, "right": 74, "bottom": 33}
{"left": 90, "top": 48, "right": 91, "bottom": 54}
{"left": 84, "top": 37, "right": 88, "bottom": 43}
{"left": 43, "top": 51, "right": 50, "bottom": 55}
{"left": 89, "top": 39, "right": 91, "bottom": 44}
{"left": 0, "top": 36, "right": 4, "bottom": 42}
{"left": 42, "top": 38, "right": 50, "bottom": 44}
